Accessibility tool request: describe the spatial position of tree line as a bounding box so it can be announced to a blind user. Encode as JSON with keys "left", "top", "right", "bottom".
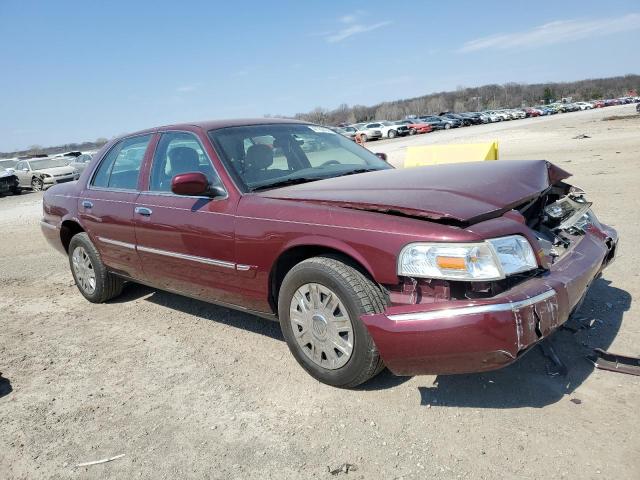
{"left": 3, "top": 74, "right": 638, "bottom": 158}
{"left": 290, "top": 74, "right": 640, "bottom": 126}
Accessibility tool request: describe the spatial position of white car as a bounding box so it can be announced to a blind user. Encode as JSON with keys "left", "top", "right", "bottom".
{"left": 13, "top": 157, "right": 79, "bottom": 191}
{"left": 351, "top": 123, "right": 383, "bottom": 141}
{"left": 574, "top": 102, "right": 594, "bottom": 110}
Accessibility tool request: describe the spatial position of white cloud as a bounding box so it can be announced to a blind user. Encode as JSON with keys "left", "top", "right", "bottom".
{"left": 176, "top": 85, "right": 197, "bottom": 93}
{"left": 339, "top": 11, "right": 364, "bottom": 24}
{"left": 459, "top": 13, "right": 640, "bottom": 53}
{"left": 325, "top": 20, "right": 392, "bottom": 43}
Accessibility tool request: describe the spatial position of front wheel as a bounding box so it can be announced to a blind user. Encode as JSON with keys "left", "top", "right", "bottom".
{"left": 68, "top": 233, "right": 123, "bottom": 303}
{"left": 278, "top": 256, "right": 387, "bottom": 388}
{"left": 444, "top": 123, "right": 451, "bottom": 130}
{"left": 387, "top": 130, "right": 397, "bottom": 139}
{"left": 31, "top": 177, "right": 44, "bottom": 191}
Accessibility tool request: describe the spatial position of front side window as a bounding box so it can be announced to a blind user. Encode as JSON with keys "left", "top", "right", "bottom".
{"left": 209, "top": 123, "right": 391, "bottom": 191}
{"left": 91, "top": 135, "right": 151, "bottom": 190}
{"left": 149, "top": 132, "right": 222, "bottom": 192}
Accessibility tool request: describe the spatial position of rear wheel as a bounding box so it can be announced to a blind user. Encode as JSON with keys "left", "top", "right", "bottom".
{"left": 444, "top": 123, "right": 451, "bottom": 130}
{"left": 68, "top": 233, "right": 123, "bottom": 303}
{"left": 387, "top": 129, "right": 397, "bottom": 139}
{"left": 409, "top": 128, "right": 416, "bottom": 135}
{"left": 278, "top": 256, "right": 387, "bottom": 388}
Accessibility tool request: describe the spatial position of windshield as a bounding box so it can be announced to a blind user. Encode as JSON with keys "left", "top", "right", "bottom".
{"left": 209, "top": 123, "right": 392, "bottom": 191}
{"left": 29, "top": 158, "right": 70, "bottom": 169}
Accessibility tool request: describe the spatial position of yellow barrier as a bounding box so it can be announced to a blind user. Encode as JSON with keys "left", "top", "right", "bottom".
{"left": 404, "top": 141, "right": 499, "bottom": 167}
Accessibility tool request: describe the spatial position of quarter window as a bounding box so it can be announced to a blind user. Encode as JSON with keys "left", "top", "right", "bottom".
{"left": 149, "top": 132, "right": 222, "bottom": 192}
{"left": 91, "top": 135, "right": 151, "bottom": 190}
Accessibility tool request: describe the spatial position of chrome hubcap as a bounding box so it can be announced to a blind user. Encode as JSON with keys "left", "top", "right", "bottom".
{"left": 289, "top": 283, "right": 354, "bottom": 370}
{"left": 72, "top": 246, "right": 96, "bottom": 294}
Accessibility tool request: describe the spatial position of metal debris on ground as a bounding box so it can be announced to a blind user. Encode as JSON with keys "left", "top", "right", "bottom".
{"left": 588, "top": 349, "right": 640, "bottom": 376}
{"left": 572, "top": 134, "right": 591, "bottom": 139}
{"left": 328, "top": 463, "right": 358, "bottom": 475}
{"left": 74, "top": 454, "right": 125, "bottom": 468}
{"left": 570, "top": 398, "right": 582, "bottom": 405}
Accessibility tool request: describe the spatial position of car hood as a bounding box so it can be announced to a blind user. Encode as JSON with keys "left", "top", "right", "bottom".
{"left": 258, "top": 160, "right": 571, "bottom": 224}
{"left": 33, "top": 166, "right": 75, "bottom": 175}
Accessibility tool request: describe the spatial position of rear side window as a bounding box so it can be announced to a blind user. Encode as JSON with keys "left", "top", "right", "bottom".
{"left": 91, "top": 135, "right": 151, "bottom": 190}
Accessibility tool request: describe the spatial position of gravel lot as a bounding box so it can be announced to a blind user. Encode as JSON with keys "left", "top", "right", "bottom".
{"left": 1, "top": 105, "right": 639, "bottom": 479}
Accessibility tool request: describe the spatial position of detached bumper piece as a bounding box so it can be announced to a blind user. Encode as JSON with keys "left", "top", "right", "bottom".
{"left": 589, "top": 349, "right": 640, "bottom": 376}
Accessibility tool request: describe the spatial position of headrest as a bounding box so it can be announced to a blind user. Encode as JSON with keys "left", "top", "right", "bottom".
{"left": 168, "top": 147, "right": 200, "bottom": 173}
{"left": 245, "top": 144, "right": 274, "bottom": 170}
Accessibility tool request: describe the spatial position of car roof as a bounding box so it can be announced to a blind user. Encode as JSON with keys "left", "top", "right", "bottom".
{"left": 124, "top": 118, "right": 310, "bottom": 137}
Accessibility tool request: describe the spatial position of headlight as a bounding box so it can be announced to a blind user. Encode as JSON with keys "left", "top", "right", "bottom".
{"left": 398, "top": 235, "right": 538, "bottom": 281}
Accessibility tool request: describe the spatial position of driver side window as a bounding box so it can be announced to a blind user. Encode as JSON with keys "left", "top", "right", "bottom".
{"left": 149, "top": 132, "right": 221, "bottom": 192}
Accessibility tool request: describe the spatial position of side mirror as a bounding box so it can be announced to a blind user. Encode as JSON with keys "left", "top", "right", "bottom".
{"left": 171, "top": 172, "right": 225, "bottom": 198}
{"left": 375, "top": 152, "right": 388, "bottom": 162}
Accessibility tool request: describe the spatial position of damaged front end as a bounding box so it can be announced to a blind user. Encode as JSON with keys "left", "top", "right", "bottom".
{"left": 362, "top": 176, "right": 619, "bottom": 376}
{"left": 519, "top": 183, "right": 616, "bottom": 266}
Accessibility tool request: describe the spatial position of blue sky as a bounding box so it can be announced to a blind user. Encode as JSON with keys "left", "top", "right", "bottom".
{"left": 1, "top": 0, "right": 639, "bottom": 151}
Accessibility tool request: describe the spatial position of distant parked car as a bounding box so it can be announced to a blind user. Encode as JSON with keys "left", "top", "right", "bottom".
{"left": 592, "top": 100, "right": 605, "bottom": 108}
{"left": 485, "top": 110, "right": 509, "bottom": 121}
{"left": 574, "top": 102, "right": 593, "bottom": 110}
{"left": 439, "top": 113, "right": 473, "bottom": 126}
{"left": 419, "top": 115, "right": 461, "bottom": 130}
{"left": 13, "top": 157, "right": 79, "bottom": 191}
{"left": 457, "top": 112, "right": 484, "bottom": 125}
{"left": 67, "top": 153, "right": 94, "bottom": 174}
{"left": 636, "top": 103, "right": 640, "bottom": 113}
{"left": 395, "top": 119, "right": 433, "bottom": 135}
{"left": 352, "top": 123, "right": 383, "bottom": 142}
{"left": 481, "top": 111, "right": 501, "bottom": 122}
{"left": 523, "top": 108, "right": 541, "bottom": 117}
{"left": 362, "top": 121, "right": 408, "bottom": 139}
{"left": 0, "top": 169, "right": 20, "bottom": 196}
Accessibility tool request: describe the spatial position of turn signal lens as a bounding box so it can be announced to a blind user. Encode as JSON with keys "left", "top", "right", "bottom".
{"left": 435, "top": 256, "right": 466, "bottom": 270}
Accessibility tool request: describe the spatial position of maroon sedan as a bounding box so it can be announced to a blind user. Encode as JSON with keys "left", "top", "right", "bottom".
{"left": 41, "top": 119, "right": 618, "bottom": 387}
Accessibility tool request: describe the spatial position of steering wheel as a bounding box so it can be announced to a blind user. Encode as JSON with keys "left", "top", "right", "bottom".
{"left": 320, "top": 160, "right": 340, "bottom": 167}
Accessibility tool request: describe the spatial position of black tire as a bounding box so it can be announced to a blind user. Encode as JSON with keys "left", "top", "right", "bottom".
{"left": 409, "top": 128, "right": 417, "bottom": 135}
{"left": 387, "top": 129, "right": 397, "bottom": 139}
{"left": 68, "top": 232, "right": 123, "bottom": 303}
{"left": 278, "top": 256, "right": 387, "bottom": 388}
{"left": 31, "top": 177, "right": 44, "bottom": 191}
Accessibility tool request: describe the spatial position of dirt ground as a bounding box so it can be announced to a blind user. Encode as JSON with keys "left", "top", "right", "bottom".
{"left": 1, "top": 105, "right": 639, "bottom": 479}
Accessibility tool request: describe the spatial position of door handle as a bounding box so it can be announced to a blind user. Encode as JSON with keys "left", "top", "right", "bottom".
{"left": 135, "top": 206, "right": 153, "bottom": 216}
{"left": 82, "top": 200, "right": 93, "bottom": 209}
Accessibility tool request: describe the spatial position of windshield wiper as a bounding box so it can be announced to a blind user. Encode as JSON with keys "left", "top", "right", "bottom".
{"left": 251, "top": 177, "right": 322, "bottom": 191}
{"left": 336, "top": 168, "right": 379, "bottom": 177}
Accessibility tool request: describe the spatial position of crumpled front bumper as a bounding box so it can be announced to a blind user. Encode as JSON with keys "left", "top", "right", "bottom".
{"left": 362, "top": 226, "right": 618, "bottom": 376}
